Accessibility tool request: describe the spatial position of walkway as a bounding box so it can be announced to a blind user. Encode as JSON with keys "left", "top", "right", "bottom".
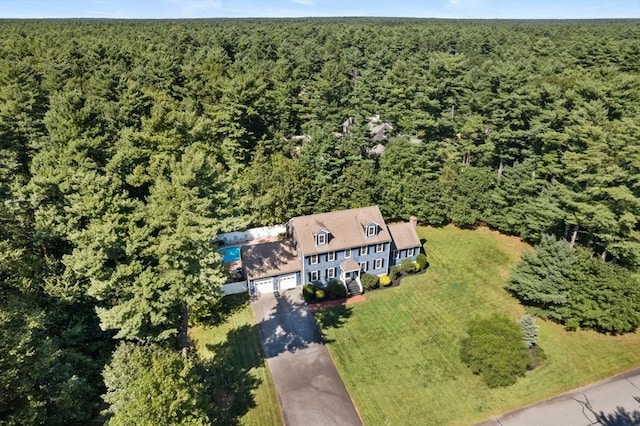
{"left": 252, "top": 290, "right": 362, "bottom": 426}
{"left": 479, "top": 368, "right": 640, "bottom": 426}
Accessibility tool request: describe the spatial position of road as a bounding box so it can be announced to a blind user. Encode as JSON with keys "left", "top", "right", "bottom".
{"left": 479, "top": 368, "right": 640, "bottom": 426}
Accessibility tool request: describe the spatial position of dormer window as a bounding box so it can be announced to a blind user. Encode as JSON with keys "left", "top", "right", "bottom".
{"left": 315, "top": 230, "right": 329, "bottom": 246}
{"left": 366, "top": 224, "right": 377, "bottom": 237}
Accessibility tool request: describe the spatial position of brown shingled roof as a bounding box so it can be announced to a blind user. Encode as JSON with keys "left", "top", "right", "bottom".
{"left": 288, "top": 205, "right": 391, "bottom": 256}
{"left": 241, "top": 240, "right": 300, "bottom": 281}
{"left": 387, "top": 222, "right": 421, "bottom": 250}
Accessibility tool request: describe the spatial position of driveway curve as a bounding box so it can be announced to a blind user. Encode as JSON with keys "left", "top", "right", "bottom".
{"left": 252, "top": 289, "right": 362, "bottom": 426}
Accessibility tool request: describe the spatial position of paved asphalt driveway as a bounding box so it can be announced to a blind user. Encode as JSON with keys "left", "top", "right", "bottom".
{"left": 479, "top": 368, "right": 640, "bottom": 426}
{"left": 252, "top": 289, "right": 362, "bottom": 426}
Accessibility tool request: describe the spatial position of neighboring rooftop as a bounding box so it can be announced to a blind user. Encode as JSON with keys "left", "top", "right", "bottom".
{"left": 288, "top": 205, "right": 392, "bottom": 256}
{"left": 387, "top": 222, "right": 421, "bottom": 250}
{"left": 241, "top": 240, "right": 300, "bottom": 280}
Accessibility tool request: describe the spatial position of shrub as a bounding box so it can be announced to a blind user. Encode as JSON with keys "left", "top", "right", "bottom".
{"left": 390, "top": 265, "right": 402, "bottom": 280}
{"left": 360, "top": 273, "right": 379, "bottom": 290}
{"left": 416, "top": 253, "right": 428, "bottom": 270}
{"left": 413, "top": 262, "right": 422, "bottom": 272}
{"left": 460, "top": 315, "right": 530, "bottom": 388}
{"left": 325, "top": 280, "right": 347, "bottom": 300}
{"left": 303, "top": 283, "right": 317, "bottom": 303}
{"left": 380, "top": 275, "right": 392, "bottom": 286}
{"left": 401, "top": 258, "right": 414, "bottom": 273}
{"left": 315, "top": 289, "right": 325, "bottom": 300}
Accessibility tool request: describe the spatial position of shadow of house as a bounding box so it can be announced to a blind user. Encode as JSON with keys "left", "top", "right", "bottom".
{"left": 255, "top": 291, "right": 353, "bottom": 359}
{"left": 201, "top": 324, "right": 265, "bottom": 425}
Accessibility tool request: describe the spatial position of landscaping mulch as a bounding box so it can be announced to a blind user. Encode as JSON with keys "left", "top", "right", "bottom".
{"left": 307, "top": 294, "right": 366, "bottom": 312}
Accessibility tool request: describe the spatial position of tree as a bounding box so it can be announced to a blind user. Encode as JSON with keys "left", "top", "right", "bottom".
{"left": 102, "top": 343, "right": 211, "bottom": 425}
{"left": 505, "top": 235, "right": 574, "bottom": 320}
{"left": 69, "top": 143, "right": 237, "bottom": 353}
{"left": 507, "top": 236, "right": 640, "bottom": 333}
{"left": 518, "top": 314, "right": 538, "bottom": 348}
{"left": 439, "top": 160, "right": 495, "bottom": 227}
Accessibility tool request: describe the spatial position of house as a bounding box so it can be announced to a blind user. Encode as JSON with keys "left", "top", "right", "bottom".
{"left": 341, "top": 115, "right": 393, "bottom": 142}
{"left": 241, "top": 206, "right": 421, "bottom": 297}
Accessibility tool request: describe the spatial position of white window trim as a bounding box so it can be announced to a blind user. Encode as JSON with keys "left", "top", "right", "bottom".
{"left": 393, "top": 250, "right": 400, "bottom": 260}
{"left": 327, "top": 251, "right": 336, "bottom": 261}
{"left": 375, "top": 258, "right": 384, "bottom": 269}
{"left": 345, "top": 248, "right": 351, "bottom": 258}
{"left": 317, "top": 233, "right": 326, "bottom": 245}
{"left": 376, "top": 243, "right": 384, "bottom": 253}
{"left": 327, "top": 267, "right": 335, "bottom": 279}
{"left": 360, "top": 246, "right": 368, "bottom": 256}
{"left": 367, "top": 225, "right": 376, "bottom": 237}
{"left": 310, "top": 270, "right": 319, "bottom": 281}
{"left": 310, "top": 254, "right": 318, "bottom": 265}
{"left": 407, "top": 248, "right": 415, "bottom": 257}
{"left": 359, "top": 261, "right": 367, "bottom": 271}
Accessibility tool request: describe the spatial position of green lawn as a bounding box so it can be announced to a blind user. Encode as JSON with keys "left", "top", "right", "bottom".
{"left": 315, "top": 225, "right": 640, "bottom": 425}
{"left": 190, "top": 295, "right": 282, "bottom": 425}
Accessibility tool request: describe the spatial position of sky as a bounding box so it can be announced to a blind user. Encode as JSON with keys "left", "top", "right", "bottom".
{"left": 0, "top": 0, "right": 638, "bottom": 20}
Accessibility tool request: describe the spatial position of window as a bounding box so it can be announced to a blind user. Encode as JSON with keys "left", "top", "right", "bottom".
{"left": 360, "top": 246, "right": 368, "bottom": 256}
{"left": 376, "top": 243, "right": 384, "bottom": 253}
{"left": 345, "top": 248, "right": 351, "bottom": 258}
{"left": 310, "top": 254, "right": 318, "bottom": 265}
{"left": 407, "top": 248, "right": 415, "bottom": 257}
{"left": 317, "top": 233, "right": 326, "bottom": 245}
{"left": 327, "top": 251, "right": 335, "bottom": 261}
{"left": 392, "top": 250, "right": 400, "bottom": 260}
{"left": 367, "top": 225, "right": 376, "bottom": 237}
{"left": 310, "top": 270, "right": 319, "bottom": 281}
{"left": 327, "top": 267, "right": 335, "bottom": 279}
{"left": 359, "top": 261, "right": 368, "bottom": 271}
{"left": 374, "top": 258, "right": 384, "bottom": 269}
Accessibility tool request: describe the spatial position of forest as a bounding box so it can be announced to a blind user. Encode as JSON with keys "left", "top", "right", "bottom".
{"left": 0, "top": 18, "right": 639, "bottom": 423}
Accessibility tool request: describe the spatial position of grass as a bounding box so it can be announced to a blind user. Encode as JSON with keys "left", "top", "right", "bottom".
{"left": 315, "top": 225, "right": 640, "bottom": 425}
{"left": 189, "top": 294, "right": 282, "bottom": 426}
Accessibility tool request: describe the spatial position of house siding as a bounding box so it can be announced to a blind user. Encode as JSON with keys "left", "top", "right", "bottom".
{"left": 304, "top": 242, "right": 391, "bottom": 284}
{"left": 389, "top": 244, "right": 421, "bottom": 266}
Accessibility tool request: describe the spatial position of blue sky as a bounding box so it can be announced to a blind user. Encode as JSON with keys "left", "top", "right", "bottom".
{"left": 1, "top": 0, "right": 638, "bottom": 19}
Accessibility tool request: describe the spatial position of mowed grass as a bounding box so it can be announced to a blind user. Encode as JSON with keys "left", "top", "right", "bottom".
{"left": 190, "top": 295, "right": 282, "bottom": 426}
{"left": 316, "top": 225, "right": 640, "bottom": 425}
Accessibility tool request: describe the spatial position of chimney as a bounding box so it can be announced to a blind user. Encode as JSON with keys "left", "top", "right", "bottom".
{"left": 410, "top": 216, "right": 418, "bottom": 228}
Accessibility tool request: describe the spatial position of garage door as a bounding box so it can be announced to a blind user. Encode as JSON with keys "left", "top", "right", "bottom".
{"left": 278, "top": 274, "right": 298, "bottom": 291}
{"left": 254, "top": 278, "right": 274, "bottom": 295}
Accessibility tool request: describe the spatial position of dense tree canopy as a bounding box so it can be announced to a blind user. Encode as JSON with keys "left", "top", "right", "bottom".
{"left": 0, "top": 17, "right": 638, "bottom": 422}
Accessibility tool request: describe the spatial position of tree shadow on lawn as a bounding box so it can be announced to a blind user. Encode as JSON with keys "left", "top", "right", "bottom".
{"left": 200, "top": 293, "right": 250, "bottom": 327}
{"left": 200, "top": 324, "right": 265, "bottom": 425}
{"left": 313, "top": 304, "right": 353, "bottom": 344}
{"left": 257, "top": 291, "right": 353, "bottom": 356}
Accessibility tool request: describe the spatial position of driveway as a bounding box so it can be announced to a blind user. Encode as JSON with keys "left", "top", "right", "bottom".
{"left": 479, "top": 368, "right": 640, "bottom": 426}
{"left": 252, "top": 289, "right": 362, "bottom": 426}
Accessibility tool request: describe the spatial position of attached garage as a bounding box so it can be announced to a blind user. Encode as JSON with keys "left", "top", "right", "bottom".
{"left": 242, "top": 240, "right": 301, "bottom": 297}
{"left": 254, "top": 278, "right": 275, "bottom": 295}
{"left": 278, "top": 274, "right": 298, "bottom": 291}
